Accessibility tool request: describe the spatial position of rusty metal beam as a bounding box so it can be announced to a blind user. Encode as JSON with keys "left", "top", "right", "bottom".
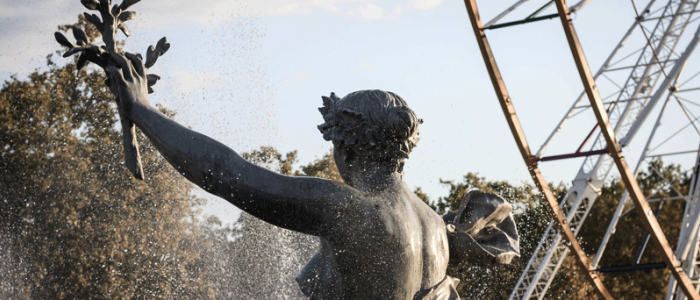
{"left": 538, "top": 149, "right": 608, "bottom": 162}
{"left": 462, "top": 1, "right": 613, "bottom": 299}
{"left": 553, "top": 1, "right": 700, "bottom": 299}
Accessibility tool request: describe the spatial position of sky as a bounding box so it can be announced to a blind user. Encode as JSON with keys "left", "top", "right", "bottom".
{"left": 2, "top": 0, "right": 700, "bottom": 225}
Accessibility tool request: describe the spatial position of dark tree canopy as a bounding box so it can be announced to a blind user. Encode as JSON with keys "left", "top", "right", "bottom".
{"left": 418, "top": 173, "right": 561, "bottom": 299}
{"left": 545, "top": 160, "right": 690, "bottom": 299}
{"left": 414, "top": 160, "right": 690, "bottom": 300}
{"left": 0, "top": 20, "right": 212, "bottom": 299}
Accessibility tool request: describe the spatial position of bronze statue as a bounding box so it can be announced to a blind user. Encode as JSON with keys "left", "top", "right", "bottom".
{"left": 56, "top": 1, "right": 520, "bottom": 299}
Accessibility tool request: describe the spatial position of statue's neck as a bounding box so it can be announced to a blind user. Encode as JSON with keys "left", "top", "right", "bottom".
{"left": 347, "top": 164, "right": 403, "bottom": 193}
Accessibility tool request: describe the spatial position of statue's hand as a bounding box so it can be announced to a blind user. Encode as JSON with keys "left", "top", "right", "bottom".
{"left": 105, "top": 51, "right": 151, "bottom": 116}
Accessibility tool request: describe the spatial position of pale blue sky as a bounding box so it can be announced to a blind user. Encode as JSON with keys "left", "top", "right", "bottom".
{"left": 2, "top": 0, "right": 699, "bottom": 224}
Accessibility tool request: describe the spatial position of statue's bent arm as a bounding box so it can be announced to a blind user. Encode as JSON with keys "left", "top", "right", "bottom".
{"left": 130, "top": 104, "right": 359, "bottom": 236}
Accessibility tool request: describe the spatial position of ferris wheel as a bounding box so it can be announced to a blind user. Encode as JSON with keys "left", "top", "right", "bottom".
{"left": 462, "top": 0, "right": 700, "bottom": 299}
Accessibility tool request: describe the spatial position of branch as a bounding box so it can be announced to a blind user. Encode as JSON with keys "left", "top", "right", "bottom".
{"left": 54, "top": 0, "right": 171, "bottom": 180}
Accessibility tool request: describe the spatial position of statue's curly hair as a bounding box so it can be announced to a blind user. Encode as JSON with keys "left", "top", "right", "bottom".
{"left": 317, "top": 90, "right": 422, "bottom": 173}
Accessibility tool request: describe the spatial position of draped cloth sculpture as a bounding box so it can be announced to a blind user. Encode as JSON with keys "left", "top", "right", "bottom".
{"left": 443, "top": 190, "right": 520, "bottom": 267}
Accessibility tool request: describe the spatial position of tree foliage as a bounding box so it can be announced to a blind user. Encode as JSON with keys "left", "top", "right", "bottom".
{"left": 294, "top": 151, "right": 342, "bottom": 182}
{"left": 420, "top": 161, "right": 692, "bottom": 299}
{"left": 543, "top": 160, "right": 691, "bottom": 299}
{"left": 0, "top": 21, "right": 212, "bottom": 299}
{"left": 419, "top": 173, "right": 562, "bottom": 299}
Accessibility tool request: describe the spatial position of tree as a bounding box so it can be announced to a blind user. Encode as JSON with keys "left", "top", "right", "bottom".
{"left": 421, "top": 160, "right": 691, "bottom": 299}
{"left": 294, "top": 151, "right": 342, "bottom": 182}
{"left": 420, "top": 173, "right": 562, "bottom": 299}
{"left": 544, "top": 159, "right": 690, "bottom": 299}
{"left": 0, "top": 19, "right": 212, "bottom": 299}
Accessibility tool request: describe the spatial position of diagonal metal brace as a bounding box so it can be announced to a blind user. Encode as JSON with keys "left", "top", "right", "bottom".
{"left": 462, "top": 1, "right": 614, "bottom": 299}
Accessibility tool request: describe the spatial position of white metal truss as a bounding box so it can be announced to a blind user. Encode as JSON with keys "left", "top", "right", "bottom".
{"left": 667, "top": 146, "right": 700, "bottom": 300}
{"left": 508, "top": 0, "right": 700, "bottom": 299}
{"left": 590, "top": 52, "right": 700, "bottom": 287}
{"left": 592, "top": 64, "right": 687, "bottom": 269}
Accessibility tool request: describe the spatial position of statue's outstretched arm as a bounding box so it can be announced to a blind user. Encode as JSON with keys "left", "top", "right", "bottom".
{"left": 105, "top": 51, "right": 358, "bottom": 236}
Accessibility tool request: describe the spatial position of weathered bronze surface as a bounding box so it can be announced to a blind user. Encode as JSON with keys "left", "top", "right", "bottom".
{"left": 57, "top": 2, "right": 520, "bottom": 298}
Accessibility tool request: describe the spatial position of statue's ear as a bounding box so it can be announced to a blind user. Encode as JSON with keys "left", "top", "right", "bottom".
{"left": 386, "top": 106, "right": 420, "bottom": 140}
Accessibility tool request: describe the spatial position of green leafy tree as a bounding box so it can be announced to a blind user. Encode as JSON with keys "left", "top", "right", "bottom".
{"left": 421, "top": 173, "right": 561, "bottom": 299}
{"left": 0, "top": 19, "right": 212, "bottom": 299}
{"left": 544, "top": 159, "right": 690, "bottom": 299}
{"left": 425, "top": 162, "right": 691, "bottom": 299}
{"left": 420, "top": 160, "right": 690, "bottom": 299}
{"left": 241, "top": 145, "right": 298, "bottom": 175}
{"left": 294, "top": 151, "right": 343, "bottom": 182}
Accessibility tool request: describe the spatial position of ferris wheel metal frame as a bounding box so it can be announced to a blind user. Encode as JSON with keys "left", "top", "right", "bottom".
{"left": 462, "top": 0, "right": 700, "bottom": 299}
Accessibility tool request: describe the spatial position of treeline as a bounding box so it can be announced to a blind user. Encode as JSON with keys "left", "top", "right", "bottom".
{"left": 0, "top": 21, "right": 692, "bottom": 299}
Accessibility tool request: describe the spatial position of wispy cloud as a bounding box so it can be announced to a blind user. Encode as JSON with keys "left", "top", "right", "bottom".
{"left": 409, "top": 0, "right": 445, "bottom": 10}
{"left": 348, "top": 0, "right": 445, "bottom": 22}
{"left": 357, "top": 3, "right": 385, "bottom": 21}
{"left": 267, "top": 3, "right": 315, "bottom": 16}
{"left": 0, "top": 0, "right": 446, "bottom": 78}
{"left": 254, "top": 0, "right": 354, "bottom": 18}
{"left": 257, "top": 0, "right": 444, "bottom": 19}
{"left": 0, "top": 0, "right": 262, "bottom": 76}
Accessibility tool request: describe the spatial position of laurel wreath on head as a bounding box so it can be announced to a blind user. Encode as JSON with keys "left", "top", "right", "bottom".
{"left": 317, "top": 91, "right": 423, "bottom": 172}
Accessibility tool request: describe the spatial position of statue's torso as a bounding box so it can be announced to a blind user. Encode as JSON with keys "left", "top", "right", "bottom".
{"left": 297, "top": 183, "right": 450, "bottom": 299}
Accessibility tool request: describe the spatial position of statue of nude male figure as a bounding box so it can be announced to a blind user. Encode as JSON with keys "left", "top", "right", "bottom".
{"left": 103, "top": 49, "right": 519, "bottom": 300}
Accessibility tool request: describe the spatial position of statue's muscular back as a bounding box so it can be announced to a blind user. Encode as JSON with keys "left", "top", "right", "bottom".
{"left": 298, "top": 182, "right": 449, "bottom": 299}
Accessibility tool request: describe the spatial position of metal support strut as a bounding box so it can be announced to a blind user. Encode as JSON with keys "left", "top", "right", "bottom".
{"left": 512, "top": 0, "right": 700, "bottom": 298}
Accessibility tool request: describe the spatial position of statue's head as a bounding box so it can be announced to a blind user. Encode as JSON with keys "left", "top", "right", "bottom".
{"left": 317, "top": 90, "right": 422, "bottom": 176}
